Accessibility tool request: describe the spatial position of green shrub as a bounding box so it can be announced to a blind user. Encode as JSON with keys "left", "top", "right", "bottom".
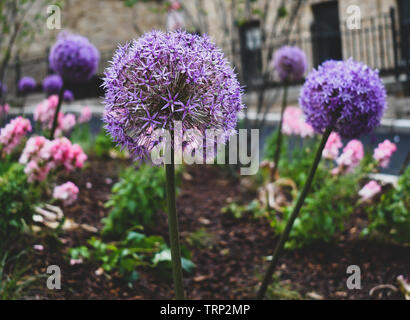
{"left": 0, "top": 164, "right": 41, "bottom": 243}
{"left": 364, "top": 167, "right": 410, "bottom": 243}
{"left": 70, "top": 231, "right": 194, "bottom": 286}
{"left": 102, "top": 164, "right": 180, "bottom": 237}
{"left": 70, "top": 123, "right": 93, "bottom": 153}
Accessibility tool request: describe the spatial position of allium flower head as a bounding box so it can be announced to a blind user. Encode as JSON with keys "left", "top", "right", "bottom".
{"left": 102, "top": 30, "right": 244, "bottom": 160}
{"left": 49, "top": 31, "right": 100, "bottom": 82}
{"left": 53, "top": 181, "right": 79, "bottom": 206}
{"left": 273, "top": 46, "right": 307, "bottom": 82}
{"left": 43, "top": 75, "right": 63, "bottom": 95}
{"left": 63, "top": 89, "right": 75, "bottom": 102}
{"left": 300, "top": 58, "right": 386, "bottom": 139}
{"left": 0, "top": 116, "right": 32, "bottom": 154}
{"left": 18, "top": 76, "right": 36, "bottom": 94}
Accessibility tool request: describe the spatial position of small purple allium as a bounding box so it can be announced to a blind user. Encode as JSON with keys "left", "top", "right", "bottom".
{"left": 0, "top": 81, "right": 7, "bottom": 98}
{"left": 102, "top": 30, "right": 244, "bottom": 160}
{"left": 43, "top": 74, "right": 63, "bottom": 95}
{"left": 299, "top": 58, "right": 386, "bottom": 139}
{"left": 18, "top": 76, "right": 36, "bottom": 94}
{"left": 49, "top": 31, "right": 100, "bottom": 82}
{"left": 63, "top": 89, "right": 75, "bottom": 102}
{"left": 273, "top": 46, "right": 307, "bottom": 82}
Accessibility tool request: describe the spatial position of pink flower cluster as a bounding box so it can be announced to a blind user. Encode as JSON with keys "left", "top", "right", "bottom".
{"left": 0, "top": 116, "right": 32, "bottom": 154}
{"left": 34, "top": 95, "right": 78, "bottom": 136}
{"left": 19, "top": 136, "right": 87, "bottom": 182}
{"left": 0, "top": 104, "right": 10, "bottom": 117}
{"left": 78, "top": 106, "right": 92, "bottom": 124}
{"left": 358, "top": 180, "right": 381, "bottom": 202}
{"left": 53, "top": 181, "right": 79, "bottom": 206}
{"left": 333, "top": 140, "right": 364, "bottom": 174}
{"left": 323, "top": 132, "right": 343, "bottom": 160}
{"left": 282, "top": 107, "right": 314, "bottom": 138}
{"left": 373, "top": 139, "right": 397, "bottom": 168}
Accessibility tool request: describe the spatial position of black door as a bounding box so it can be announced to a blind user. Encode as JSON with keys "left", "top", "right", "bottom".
{"left": 311, "top": 1, "right": 343, "bottom": 66}
{"left": 398, "top": 0, "right": 410, "bottom": 62}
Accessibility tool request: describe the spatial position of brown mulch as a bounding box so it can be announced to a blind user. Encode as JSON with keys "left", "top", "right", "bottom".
{"left": 27, "top": 158, "right": 410, "bottom": 300}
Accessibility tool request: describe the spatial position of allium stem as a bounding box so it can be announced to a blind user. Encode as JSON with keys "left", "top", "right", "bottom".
{"left": 257, "top": 127, "right": 332, "bottom": 300}
{"left": 272, "top": 84, "right": 288, "bottom": 181}
{"left": 165, "top": 148, "right": 185, "bottom": 300}
{"left": 49, "top": 84, "right": 65, "bottom": 139}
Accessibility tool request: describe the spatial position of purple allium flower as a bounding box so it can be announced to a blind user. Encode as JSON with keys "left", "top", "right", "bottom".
{"left": 0, "top": 81, "right": 7, "bottom": 98}
{"left": 102, "top": 30, "right": 244, "bottom": 160}
{"left": 273, "top": 46, "right": 307, "bottom": 82}
{"left": 18, "top": 76, "right": 36, "bottom": 94}
{"left": 299, "top": 58, "right": 386, "bottom": 139}
{"left": 63, "top": 89, "right": 75, "bottom": 102}
{"left": 43, "top": 74, "right": 63, "bottom": 95}
{"left": 49, "top": 32, "right": 100, "bottom": 82}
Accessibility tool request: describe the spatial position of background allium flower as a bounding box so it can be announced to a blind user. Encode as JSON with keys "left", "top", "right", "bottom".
{"left": 18, "top": 76, "right": 36, "bottom": 94}
{"left": 102, "top": 30, "right": 244, "bottom": 160}
{"left": 49, "top": 32, "right": 100, "bottom": 82}
{"left": 43, "top": 74, "right": 63, "bottom": 95}
{"left": 78, "top": 106, "right": 92, "bottom": 123}
{"left": 63, "top": 89, "right": 75, "bottom": 102}
{"left": 0, "top": 81, "right": 7, "bottom": 98}
{"left": 373, "top": 139, "right": 397, "bottom": 168}
{"left": 300, "top": 58, "right": 386, "bottom": 139}
{"left": 0, "top": 116, "right": 32, "bottom": 154}
{"left": 53, "top": 181, "right": 79, "bottom": 206}
{"left": 282, "top": 106, "right": 314, "bottom": 138}
{"left": 359, "top": 180, "right": 381, "bottom": 202}
{"left": 323, "top": 132, "right": 342, "bottom": 160}
{"left": 335, "top": 139, "right": 364, "bottom": 173}
{"left": 273, "top": 46, "right": 307, "bottom": 82}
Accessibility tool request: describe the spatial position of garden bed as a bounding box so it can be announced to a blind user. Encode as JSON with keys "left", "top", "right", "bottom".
{"left": 26, "top": 157, "right": 409, "bottom": 300}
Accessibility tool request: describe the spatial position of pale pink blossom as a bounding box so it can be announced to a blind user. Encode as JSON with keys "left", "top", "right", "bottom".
{"left": 359, "top": 180, "right": 382, "bottom": 202}
{"left": 335, "top": 140, "right": 364, "bottom": 173}
{"left": 0, "top": 116, "right": 32, "bottom": 154}
{"left": 70, "top": 258, "right": 83, "bottom": 266}
{"left": 282, "top": 106, "right": 314, "bottom": 138}
{"left": 0, "top": 104, "right": 10, "bottom": 117}
{"left": 33, "top": 244, "right": 44, "bottom": 251}
{"left": 323, "top": 132, "right": 343, "bottom": 160}
{"left": 61, "top": 113, "right": 76, "bottom": 132}
{"left": 373, "top": 139, "right": 397, "bottom": 168}
{"left": 53, "top": 181, "right": 79, "bottom": 206}
{"left": 78, "top": 106, "right": 92, "bottom": 123}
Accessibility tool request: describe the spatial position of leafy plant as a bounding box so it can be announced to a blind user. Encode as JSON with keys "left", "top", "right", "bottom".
{"left": 0, "top": 163, "right": 41, "bottom": 242}
{"left": 364, "top": 167, "right": 410, "bottom": 243}
{"left": 94, "top": 127, "right": 117, "bottom": 158}
{"left": 70, "top": 123, "right": 93, "bottom": 153}
{"left": 102, "top": 164, "right": 180, "bottom": 237}
{"left": 70, "top": 231, "right": 194, "bottom": 286}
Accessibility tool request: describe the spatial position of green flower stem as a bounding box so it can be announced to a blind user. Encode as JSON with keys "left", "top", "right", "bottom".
{"left": 165, "top": 148, "right": 185, "bottom": 300}
{"left": 272, "top": 84, "right": 288, "bottom": 181}
{"left": 257, "top": 127, "right": 332, "bottom": 300}
{"left": 49, "top": 84, "right": 65, "bottom": 140}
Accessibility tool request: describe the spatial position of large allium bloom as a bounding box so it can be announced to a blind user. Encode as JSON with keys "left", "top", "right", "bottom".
{"left": 300, "top": 58, "right": 386, "bottom": 139}
{"left": 53, "top": 181, "right": 79, "bottom": 206}
{"left": 49, "top": 32, "right": 100, "bottom": 82}
{"left": 0, "top": 116, "right": 32, "bottom": 154}
{"left": 273, "top": 46, "right": 307, "bottom": 82}
{"left": 63, "top": 89, "right": 75, "bottom": 102}
{"left": 18, "top": 76, "right": 36, "bottom": 94}
{"left": 102, "top": 30, "right": 244, "bottom": 160}
{"left": 43, "top": 75, "right": 63, "bottom": 95}
{"left": 373, "top": 139, "right": 397, "bottom": 168}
